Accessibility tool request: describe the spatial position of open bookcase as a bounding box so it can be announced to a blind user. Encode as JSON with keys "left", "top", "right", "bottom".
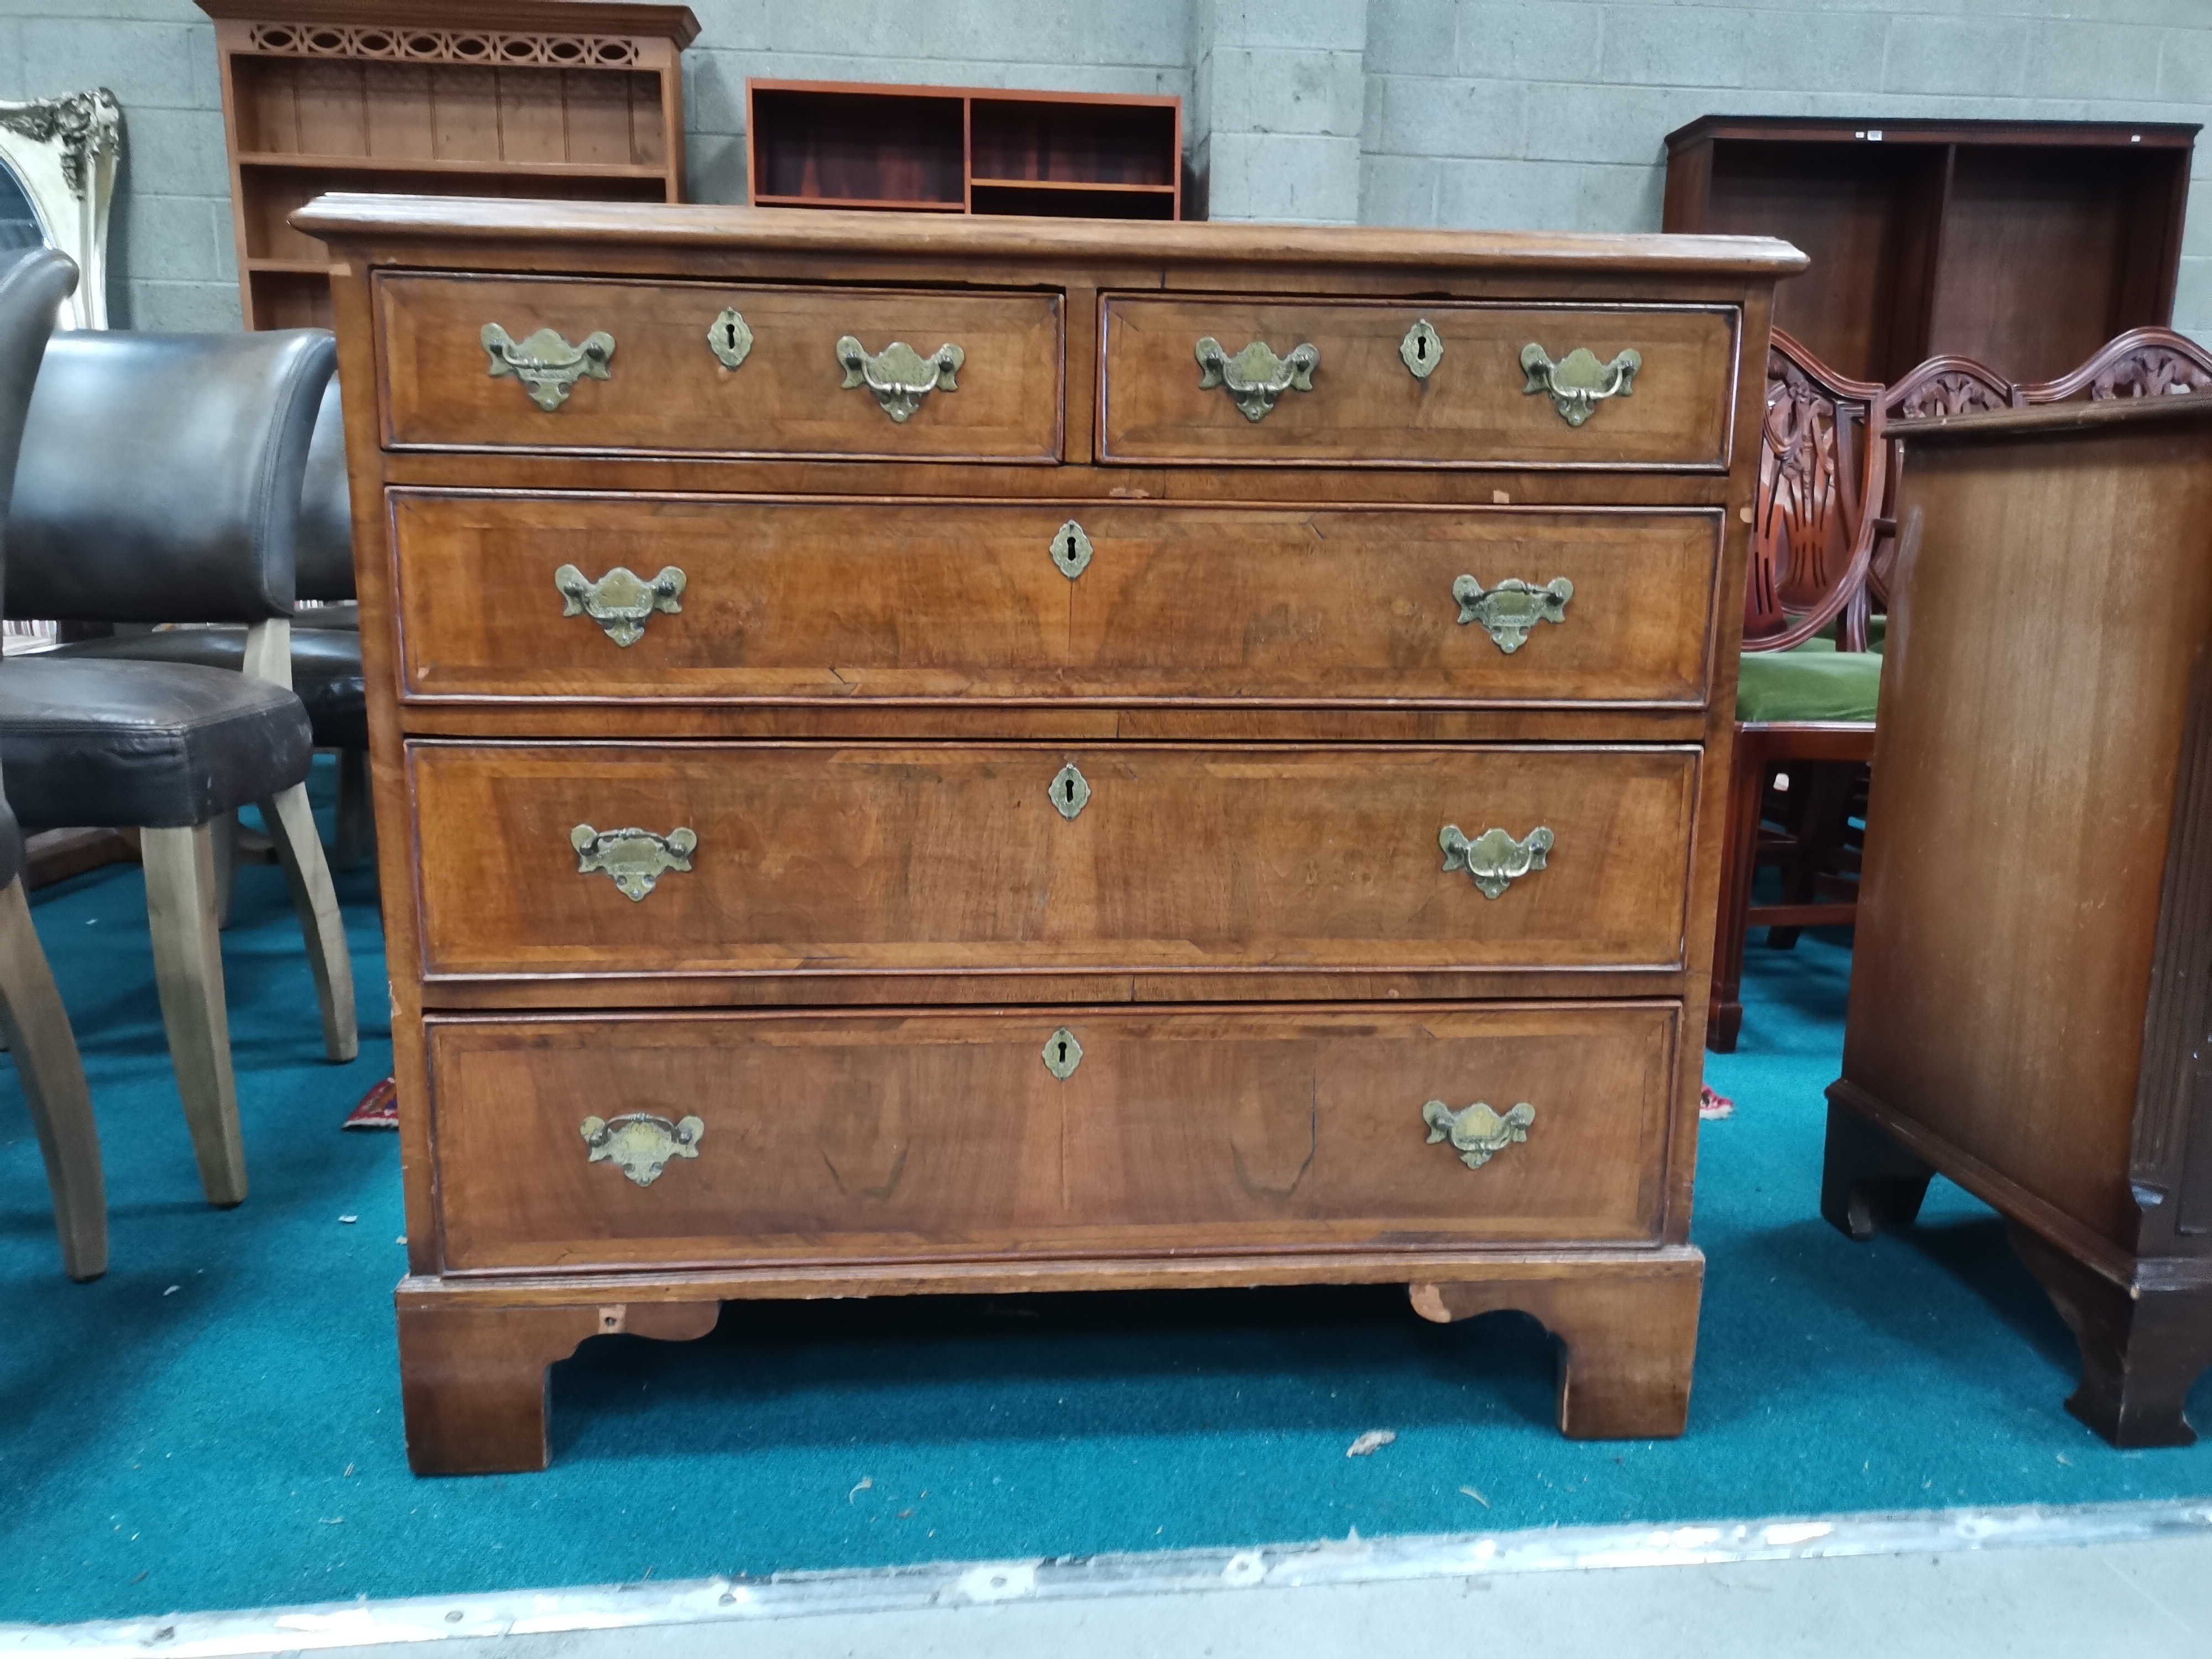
{"left": 1663, "top": 116, "right": 2196, "bottom": 384}
{"left": 197, "top": 1, "right": 698, "bottom": 329}
{"left": 747, "top": 79, "right": 1183, "bottom": 220}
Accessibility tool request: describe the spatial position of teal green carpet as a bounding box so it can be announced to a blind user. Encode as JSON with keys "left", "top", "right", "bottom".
{"left": 2, "top": 768, "right": 2208, "bottom": 1624}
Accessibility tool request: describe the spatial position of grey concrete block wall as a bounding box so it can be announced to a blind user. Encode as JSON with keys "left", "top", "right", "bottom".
{"left": 3, "top": 0, "right": 2211, "bottom": 336}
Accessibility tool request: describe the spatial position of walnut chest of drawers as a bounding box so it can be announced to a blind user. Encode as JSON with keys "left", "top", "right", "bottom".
{"left": 298, "top": 196, "right": 1802, "bottom": 1474}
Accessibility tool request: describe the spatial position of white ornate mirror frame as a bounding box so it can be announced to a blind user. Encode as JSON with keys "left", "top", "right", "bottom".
{"left": 0, "top": 89, "right": 121, "bottom": 330}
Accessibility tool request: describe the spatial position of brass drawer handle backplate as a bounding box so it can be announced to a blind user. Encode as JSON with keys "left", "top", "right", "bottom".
{"left": 555, "top": 563, "right": 686, "bottom": 646}
{"left": 1439, "top": 823, "right": 1553, "bottom": 898}
{"left": 1423, "top": 1098, "right": 1535, "bottom": 1169}
{"left": 481, "top": 323, "right": 614, "bottom": 411}
{"left": 1521, "top": 343, "right": 1640, "bottom": 426}
{"left": 1453, "top": 575, "right": 1573, "bottom": 652}
{"left": 837, "top": 336, "right": 963, "bottom": 421}
{"left": 1195, "top": 336, "right": 1318, "bottom": 421}
{"left": 581, "top": 1112, "right": 704, "bottom": 1186}
{"left": 572, "top": 823, "right": 697, "bottom": 901}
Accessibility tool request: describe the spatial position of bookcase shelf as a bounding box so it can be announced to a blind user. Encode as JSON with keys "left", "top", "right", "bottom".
{"left": 199, "top": 0, "right": 700, "bottom": 328}
{"left": 1663, "top": 116, "right": 2197, "bottom": 384}
{"left": 747, "top": 79, "right": 1183, "bottom": 220}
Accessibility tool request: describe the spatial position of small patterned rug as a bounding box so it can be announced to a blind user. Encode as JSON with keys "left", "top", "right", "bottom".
{"left": 342, "top": 1074, "right": 398, "bottom": 1131}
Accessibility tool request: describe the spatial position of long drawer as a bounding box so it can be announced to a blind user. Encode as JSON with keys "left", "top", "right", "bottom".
{"left": 408, "top": 741, "right": 1697, "bottom": 978}
{"left": 376, "top": 274, "right": 1065, "bottom": 459}
{"left": 427, "top": 1003, "right": 1677, "bottom": 1270}
{"left": 389, "top": 493, "right": 1723, "bottom": 707}
{"left": 1100, "top": 298, "right": 1739, "bottom": 468}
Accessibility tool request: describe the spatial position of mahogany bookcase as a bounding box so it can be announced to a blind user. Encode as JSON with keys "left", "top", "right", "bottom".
{"left": 747, "top": 79, "right": 1183, "bottom": 221}
{"left": 1663, "top": 116, "right": 2196, "bottom": 384}
{"left": 197, "top": 1, "right": 698, "bottom": 329}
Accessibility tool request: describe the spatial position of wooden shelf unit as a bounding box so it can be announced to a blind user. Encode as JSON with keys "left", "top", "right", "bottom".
{"left": 747, "top": 79, "right": 1183, "bottom": 220}
{"left": 198, "top": 1, "right": 698, "bottom": 328}
{"left": 1663, "top": 117, "right": 2197, "bottom": 384}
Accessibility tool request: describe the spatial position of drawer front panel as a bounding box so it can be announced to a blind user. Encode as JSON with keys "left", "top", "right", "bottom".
{"left": 377, "top": 274, "right": 1064, "bottom": 459}
{"left": 428, "top": 1003, "right": 1676, "bottom": 1269}
{"left": 392, "top": 493, "right": 1721, "bottom": 706}
{"left": 409, "top": 742, "right": 1696, "bottom": 977}
{"left": 1100, "top": 298, "right": 1738, "bottom": 468}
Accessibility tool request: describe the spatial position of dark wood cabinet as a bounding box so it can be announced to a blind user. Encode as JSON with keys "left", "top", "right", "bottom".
{"left": 1663, "top": 118, "right": 2195, "bottom": 384}
{"left": 1826, "top": 394, "right": 2212, "bottom": 1446}
{"left": 197, "top": 1, "right": 697, "bottom": 329}
{"left": 747, "top": 80, "right": 1182, "bottom": 220}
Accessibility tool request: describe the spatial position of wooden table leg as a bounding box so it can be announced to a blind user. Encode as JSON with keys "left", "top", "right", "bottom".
{"left": 1820, "top": 1098, "right": 1934, "bottom": 1242}
{"left": 1410, "top": 1253, "right": 1703, "bottom": 1439}
{"left": 397, "top": 1295, "right": 721, "bottom": 1474}
{"left": 2010, "top": 1225, "right": 2212, "bottom": 1449}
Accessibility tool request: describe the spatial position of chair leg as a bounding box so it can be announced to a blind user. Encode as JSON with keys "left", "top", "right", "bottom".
{"left": 334, "top": 748, "right": 375, "bottom": 869}
{"left": 1707, "top": 733, "right": 1762, "bottom": 1054}
{"left": 210, "top": 808, "right": 238, "bottom": 931}
{"left": 140, "top": 823, "right": 246, "bottom": 1207}
{"left": 259, "top": 784, "right": 358, "bottom": 1063}
{"left": 0, "top": 873, "right": 105, "bottom": 1279}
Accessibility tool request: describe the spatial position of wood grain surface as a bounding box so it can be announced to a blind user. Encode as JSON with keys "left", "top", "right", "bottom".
{"left": 406, "top": 741, "right": 1698, "bottom": 979}
{"left": 425, "top": 1002, "right": 1677, "bottom": 1270}
{"left": 377, "top": 273, "right": 1064, "bottom": 458}
{"left": 388, "top": 492, "right": 1722, "bottom": 707}
{"left": 1100, "top": 298, "right": 1738, "bottom": 468}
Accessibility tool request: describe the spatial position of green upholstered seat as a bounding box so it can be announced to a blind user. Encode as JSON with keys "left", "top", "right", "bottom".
{"left": 1735, "top": 639, "right": 1883, "bottom": 723}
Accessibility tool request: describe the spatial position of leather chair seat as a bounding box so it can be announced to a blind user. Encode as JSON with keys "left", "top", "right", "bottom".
{"left": 0, "top": 658, "right": 312, "bottom": 830}
{"left": 50, "top": 626, "right": 366, "bottom": 749}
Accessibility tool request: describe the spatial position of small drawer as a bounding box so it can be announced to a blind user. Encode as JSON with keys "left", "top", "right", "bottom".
{"left": 375, "top": 274, "right": 1064, "bottom": 460}
{"left": 1099, "top": 297, "right": 1738, "bottom": 468}
{"left": 426, "top": 1002, "right": 1677, "bottom": 1270}
{"left": 408, "top": 740, "right": 1697, "bottom": 979}
{"left": 389, "top": 492, "right": 1723, "bottom": 707}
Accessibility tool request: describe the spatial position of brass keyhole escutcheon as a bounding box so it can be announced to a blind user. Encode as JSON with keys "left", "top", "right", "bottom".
{"left": 1043, "top": 1027, "right": 1083, "bottom": 1080}
{"left": 1050, "top": 762, "right": 1091, "bottom": 820}
{"left": 1400, "top": 318, "right": 1442, "bottom": 380}
{"left": 707, "top": 307, "right": 753, "bottom": 369}
{"left": 1051, "top": 520, "right": 1093, "bottom": 580}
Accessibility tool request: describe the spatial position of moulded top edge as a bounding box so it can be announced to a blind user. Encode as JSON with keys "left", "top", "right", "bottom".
{"left": 196, "top": 0, "right": 702, "bottom": 44}
{"left": 1895, "top": 394, "right": 2212, "bottom": 446}
{"left": 292, "top": 195, "right": 1808, "bottom": 276}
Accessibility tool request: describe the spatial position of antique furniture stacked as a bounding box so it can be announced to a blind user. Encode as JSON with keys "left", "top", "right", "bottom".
{"left": 747, "top": 80, "right": 1182, "bottom": 221}
{"left": 1663, "top": 117, "right": 2197, "bottom": 383}
{"left": 196, "top": 1, "right": 698, "bottom": 331}
{"left": 1825, "top": 393, "right": 2212, "bottom": 1446}
{"left": 295, "top": 195, "right": 1799, "bottom": 1473}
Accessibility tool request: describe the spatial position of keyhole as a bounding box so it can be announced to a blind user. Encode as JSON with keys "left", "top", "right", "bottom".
{"left": 1063, "top": 777, "right": 1074, "bottom": 802}
{"left": 721, "top": 322, "right": 734, "bottom": 349}
{"left": 1056, "top": 1039, "right": 1068, "bottom": 1065}
{"left": 1417, "top": 336, "right": 1428, "bottom": 361}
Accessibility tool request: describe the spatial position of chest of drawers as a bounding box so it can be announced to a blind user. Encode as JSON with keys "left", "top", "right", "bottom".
{"left": 297, "top": 197, "right": 1800, "bottom": 1474}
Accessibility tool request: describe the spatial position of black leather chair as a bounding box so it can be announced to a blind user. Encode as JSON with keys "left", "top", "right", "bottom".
{"left": 0, "top": 322, "right": 357, "bottom": 1209}
{"left": 55, "top": 373, "right": 372, "bottom": 865}
{"left": 0, "top": 246, "right": 102, "bottom": 1277}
